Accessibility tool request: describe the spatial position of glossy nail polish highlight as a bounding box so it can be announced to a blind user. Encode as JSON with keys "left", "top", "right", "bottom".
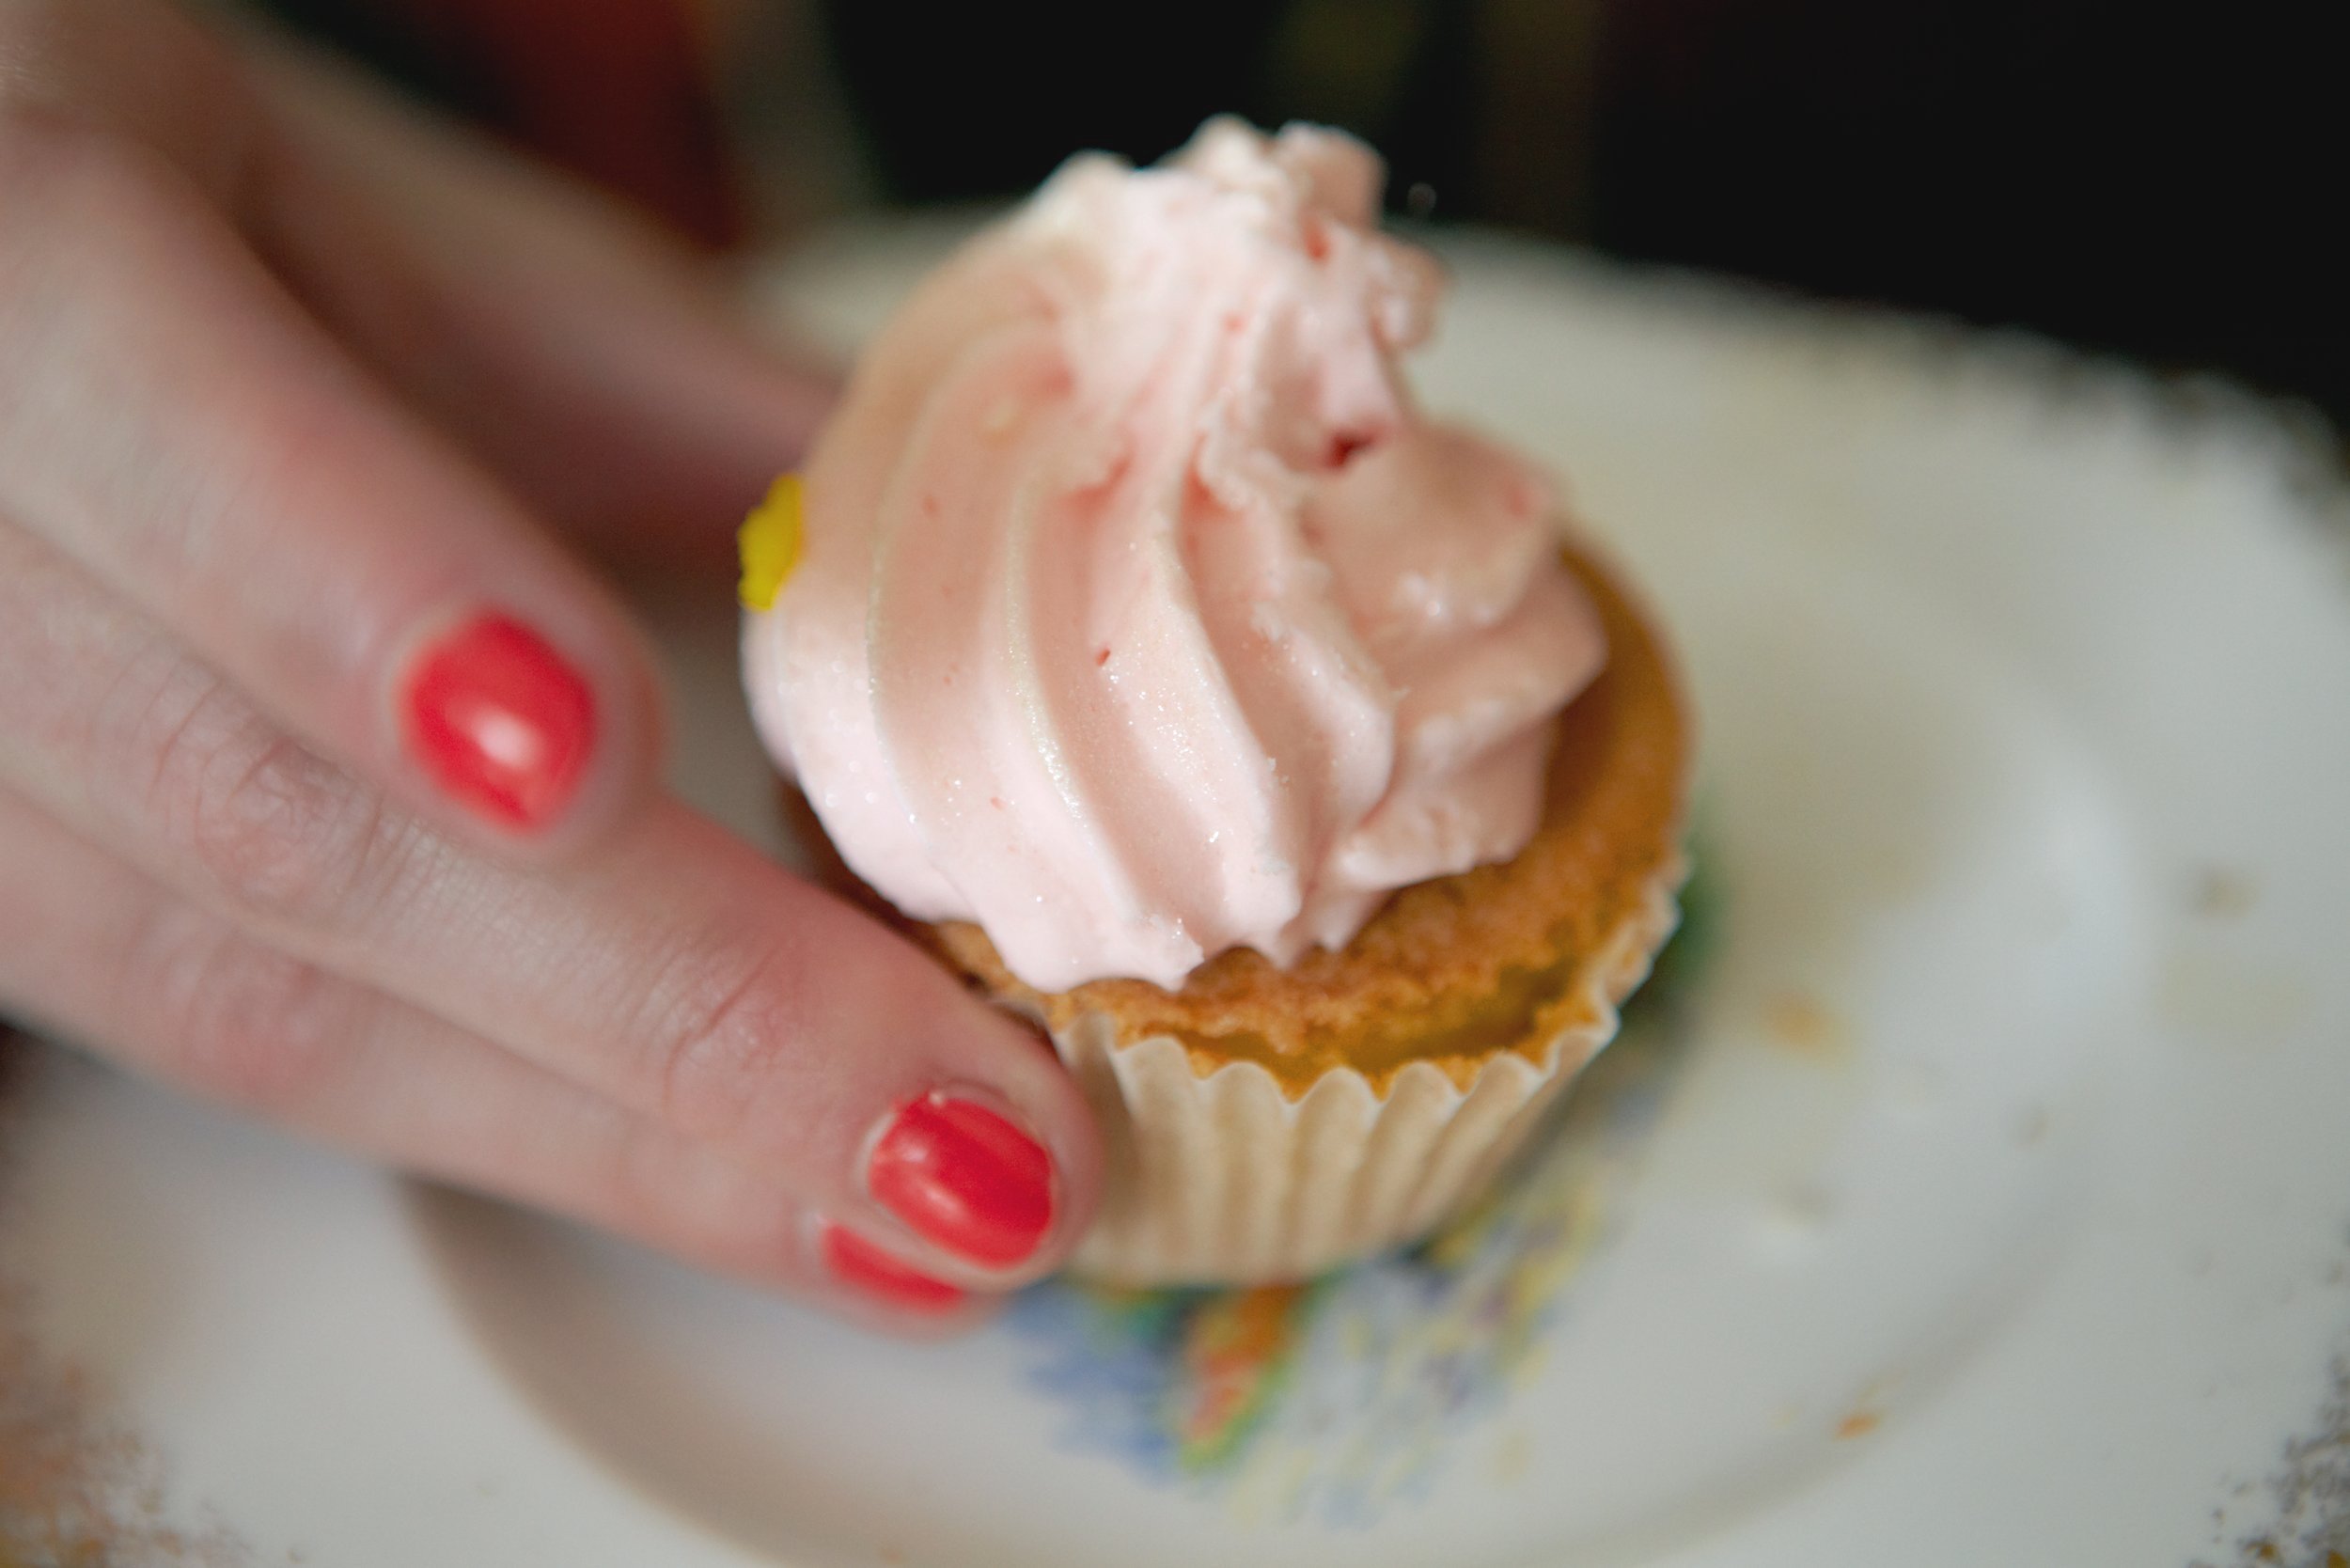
{"left": 402, "top": 614, "right": 595, "bottom": 832}
{"left": 868, "top": 1095, "right": 1054, "bottom": 1269}
{"left": 820, "top": 1223, "right": 966, "bottom": 1312}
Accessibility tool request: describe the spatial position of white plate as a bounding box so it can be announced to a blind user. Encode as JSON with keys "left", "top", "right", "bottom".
{"left": 6, "top": 220, "right": 2348, "bottom": 1568}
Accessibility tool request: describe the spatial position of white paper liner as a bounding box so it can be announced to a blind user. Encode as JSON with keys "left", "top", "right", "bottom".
{"left": 1049, "top": 855, "right": 1686, "bottom": 1286}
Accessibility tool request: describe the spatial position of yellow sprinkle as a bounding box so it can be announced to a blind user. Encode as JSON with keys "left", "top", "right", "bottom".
{"left": 738, "top": 473, "right": 804, "bottom": 612}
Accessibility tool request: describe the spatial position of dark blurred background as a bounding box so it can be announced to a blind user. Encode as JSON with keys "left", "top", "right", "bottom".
{"left": 262, "top": 0, "right": 2346, "bottom": 426}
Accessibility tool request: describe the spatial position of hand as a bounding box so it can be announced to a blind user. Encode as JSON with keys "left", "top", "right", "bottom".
{"left": 0, "top": 0, "right": 1100, "bottom": 1329}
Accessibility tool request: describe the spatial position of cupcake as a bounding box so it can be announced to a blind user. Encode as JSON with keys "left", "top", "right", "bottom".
{"left": 742, "top": 118, "right": 1690, "bottom": 1286}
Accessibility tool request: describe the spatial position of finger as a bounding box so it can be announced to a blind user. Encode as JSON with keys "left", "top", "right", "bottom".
{"left": 0, "top": 0, "right": 261, "bottom": 197}
{"left": 0, "top": 525, "right": 1103, "bottom": 1287}
{"left": 0, "top": 105, "right": 659, "bottom": 851}
{"left": 0, "top": 784, "right": 994, "bottom": 1331}
{"left": 247, "top": 38, "right": 836, "bottom": 569}
{"left": 5, "top": 0, "right": 827, "bottom": 571}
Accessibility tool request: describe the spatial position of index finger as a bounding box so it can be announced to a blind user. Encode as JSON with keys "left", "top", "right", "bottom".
{"left": 0, "top": 107, "right": 661, "bottom": 851}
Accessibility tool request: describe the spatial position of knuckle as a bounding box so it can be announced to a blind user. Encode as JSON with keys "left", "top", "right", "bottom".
{"left": 143, "top": 682, "right": 408, "bottom": 931}
{"left": 133, "top": 917, "right": 350, "bottom": 1115}
{"left": 635, "top": 933, "right": 813, "bottom": 1146}
{"left": 186, "top": 743, "right": 389, "bottom": 929}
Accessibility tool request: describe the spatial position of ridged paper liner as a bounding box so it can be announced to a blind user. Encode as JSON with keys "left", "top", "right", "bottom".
{"left": 1048, "top": 854, "right": 1686, "bottom": 1287}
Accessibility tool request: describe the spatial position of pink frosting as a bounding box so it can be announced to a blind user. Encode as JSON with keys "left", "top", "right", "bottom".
{"left": 744, "top": 119, "right": 1606, "bottom": 992}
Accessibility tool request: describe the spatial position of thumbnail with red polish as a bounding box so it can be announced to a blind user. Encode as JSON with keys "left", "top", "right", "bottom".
{"left": 821, "top": 1224, "right": 966, "bottom": 1312}
{"left": 868, "top": 1095, "right": 1054, "bottom": 1269}
{"left": 402, "top": 614, "right": 595, "bottom": 831}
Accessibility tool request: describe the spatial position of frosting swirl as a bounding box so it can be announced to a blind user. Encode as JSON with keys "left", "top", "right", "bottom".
{"left": 744, "top": 119, "right": 1606, "bottom": 991}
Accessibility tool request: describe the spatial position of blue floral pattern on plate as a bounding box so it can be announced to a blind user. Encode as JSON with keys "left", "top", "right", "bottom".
{"left": 1006, "top": 866, "right": 1718, "bottom": 1524}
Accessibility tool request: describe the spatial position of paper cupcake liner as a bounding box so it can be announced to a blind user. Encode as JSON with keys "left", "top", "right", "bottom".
{"left": 1048, "top": 854, "right": 1687, "bottom": 1287}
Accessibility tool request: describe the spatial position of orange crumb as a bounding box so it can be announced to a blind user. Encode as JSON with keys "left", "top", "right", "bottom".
{"left": 1762, "top": 992, "right": 1847, "bottom": 1059}
{"left": 2190, "top": 866, "right": 2258, "bottom": 919}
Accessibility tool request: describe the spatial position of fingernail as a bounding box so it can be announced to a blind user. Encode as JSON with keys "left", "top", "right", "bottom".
{"left": 401, "top": 613, "right": 596, "bottom": 832}
{"left": 820, "top": 1223, "right": 967, "bottom": 1312}
{"left": 867, "top": 1094, "right": 1054, "bottom": 1269}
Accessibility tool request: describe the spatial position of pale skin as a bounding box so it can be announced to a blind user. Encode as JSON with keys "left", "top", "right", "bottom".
{"left": 0, "top": 0, "right": 1102, "bottom": 1327}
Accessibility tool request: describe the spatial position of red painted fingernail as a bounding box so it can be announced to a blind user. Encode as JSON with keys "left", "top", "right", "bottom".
{"left": 868, "top": 1095, "right": 1054, "bottom": 1269}
{"left": 820, "top": 1223, "right": 966, "bottom": 1312}
{"left": 401, "top": 614, "right": 596, "bottom": 832}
